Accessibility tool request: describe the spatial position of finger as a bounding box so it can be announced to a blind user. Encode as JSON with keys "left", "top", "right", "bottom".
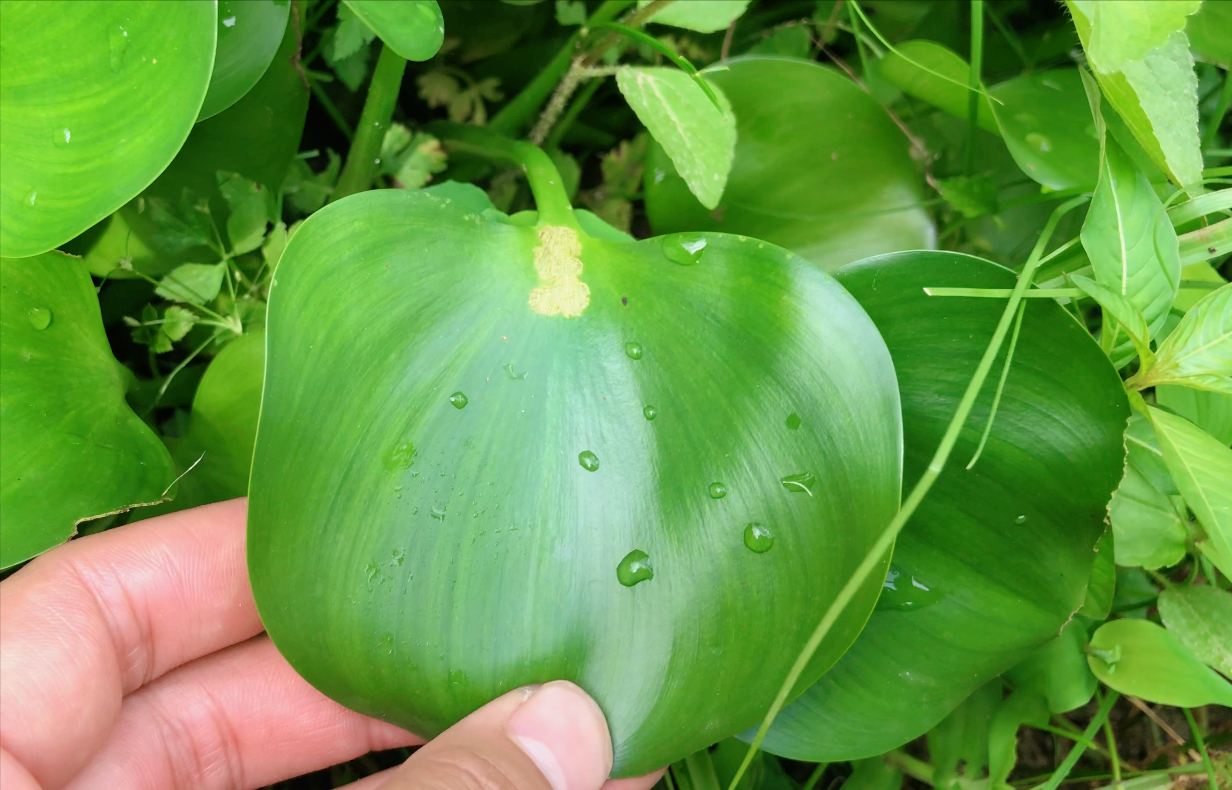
{"left": 345, "top": 767, "right": 665, "bottom": 790}
{"left": 0, "top": 498, "right": 259, "bottom": 789}
{"left": 376, "top": 681, "right": 613, "bottom": 790}
{"left": 61, "top": 635, "right": 421, "bottom": 790}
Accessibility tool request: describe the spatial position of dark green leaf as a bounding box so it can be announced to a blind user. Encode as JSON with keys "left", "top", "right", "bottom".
{"left": 1005, "top": 620, "right": 1097, "bottom": 714}
{"left": 342, "top": 0, "right": 445, "bottom": 62}
{"left": 199, "top": 0, "right": 290, "bottom": 120}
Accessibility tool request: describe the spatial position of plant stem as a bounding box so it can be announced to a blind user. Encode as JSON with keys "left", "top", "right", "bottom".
{"left": 1183, "top": 708, "right": 1219, "bottom": 790}
{"left": 924, "top": 288, "right": 1085, "bottom": 299}
{"left": 726, "top": 194, "right": 1092, "bottom": 790}
{"left": 308, "top": 74, "right": 354, "bottom": 140}
{"left": 545, "top": 75, "right": 605, "bottom": 150}
{"left": 488, "top": 0, "right": 633, "bottom": 137}
{"left": 1101, "top": 696, "right": 1122, "bottom": 788}
{"left": 966, "top": 0, "right": 985, "bottom": 175}
{"left": 431, "top": 123, "right": 577, "bottom": 228}
{"left": 966, "top": 300, "right": 1025, "bottom": 469}
{"left": 885, "top": 751, "right": 936, "bottom": 784}
{"left": 332, "top": 42, "right": 406, "bottom": 202}
{"left": 801, "top": 763, "right": 829, "bottom": 790}
{"left": 1031, "top": 690, "right": 1119, "bottom": 790}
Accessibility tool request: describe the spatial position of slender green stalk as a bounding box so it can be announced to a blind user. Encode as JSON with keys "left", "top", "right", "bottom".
{"left": 150, "top": 329, "right": 225, "bottom": 412}
{"left": 1202, "top": 68, "right": 1232, "bottom": 151}
{"left": 308, "top": 74, "right": 354, "bottom": 139}
{"left": 885, "top": 752, "right": 936, "bottom": 784}
{"left": 1182, "top": 708, "right": 1219, "bottom": 790}
{"left": 726, "top": 194, "right": 1093, "bottom": 790}
{"left": 431, "top": 123, "right": 577, "bottom": 228}
{"left": 985, "top": 3, "right": 1029, "bottom": 70}
{"left": 966, "top": 0, "right": 985, "bottom": 175}
{"left": 332, "top": 42, "right": 406, "bottom": 202}
{"left": 1101, "top": 702, "right": 1122, "bottom": 789}
{"left": 924, "top": 288, "right": 1085, "bottom": 299}
{"left": 545, "top": 75, "right": 605, "bottom": 150}
{"left": 967, "top": 300, "right": 1025, "bottom": 469}
{"left": 801, "top": 763, "right": 830, "bottom": 790}
{"left": 488, "top": 0, "right": 633, "bottom": 136}
{"left": 1031, "top": 691, "right": 1120, "bottom": 790}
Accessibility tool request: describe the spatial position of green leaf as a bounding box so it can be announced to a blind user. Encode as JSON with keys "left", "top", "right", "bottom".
{"left": 1080, "top": 528, "right": 1116, "bottom": 619}
{"left": 927, "top": 681, "right": 1001, "bottom": 790}
{"left": 1005, "top": 620, "right": 1098, "bottom": 715}
{"left": 639, "top": 0, "right": 752, "bottom": 34}
{"left": 247, "top": 190, "right": 902, "bottom": 776}
{"left": 141, "top": 332, "right": 264, "bottom": 517}
{"left": 554, "top": 0, "right": 587, "bottom": 26}
{"left": 342, "top": 0, "right": 445, "bottom": 62}
{"left": 878, "top": 41, "right": 997, "bottom": 132}
{"left": 1110, "top": 416, "right": 1188, "bottom": 570}
{"left": 156, "top": 262, "right": 226, "bottom": 305}
{"left": 0, "top": 1, "right": 217, "bottom": 257}
{"left": 330, "top": 3, "right": 375, "bottom": 61}
{"left": 1087, "top": 618, "right": 1232, "bottom": 707}
{"left": 935, "top": 176, "right": 998, "bottom": 219}
{"left": 617, "top": 67, "right": 735, "bottom": 210}
{"left": 1158, "top": 584, "right": 1232, "bottom": 677}
{"left": 1187, "top": 0, "right": 1232, "bottom": 66}
{"left": 644, "top": 57, "right": 933, "bottom": 271}
{"left": 1132, "top": 283, "right": 1232, "bottom": 393}
{"left": 217, "top": 172, "right": 271, "bottom": 255}
{"left": 1068, "top": 1, "right": 1203, "bottom": 190}
{"left": 1155, "top": 386, "right": 1232, "bottom": 444}
{"left": 380, "top": 128, "right": 448, "bottom": 190}
{"left": 756, "top": 252, "right": 1129, "bottom": 762}
{"left": 844, "top": 757, "right": 902, "bottom": 790}
{"left": 987, "top": 687, "right": 1050, "bottom": 790}
{"left": 162, "top": 305, "right": 199, "bottom": 342}
{"left": 0, "top": 252, "right": 175, "bottom": 569}
{"left": 78, "top": 211, "right": 162, "bottom": 277}
{"left": 989, "top": 69, "right": 1102, "bottom": 191}
{"left": 199, "top": 0, "right": 291, "bottom": 120}
{"left": 1069, "top": 274, "right": 1156, "bottom": 368}
{"left": 1149, "top": 405, "right": 1232, "bottom": 579}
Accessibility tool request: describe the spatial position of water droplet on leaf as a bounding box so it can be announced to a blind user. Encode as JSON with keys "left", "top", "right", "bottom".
{"left": 387, "top": 441, "right": 417, "bottom": 470}
{"left": 617, "top": 549, "right": 653, "bottom": 586}
{"left": 504, "top": 362, "right": 526, "bottom": 380}
{"left": 222, "top": 15, "right": 237, "bottom": 27}
{"left": 708, "top": 482, "right": 727, "bottom": 499}
{"left": 1014, "top": 514, "right": 1027, "bottom": 524}
{"left": 53, "top": 128, "right": 71, "bottom": 147}
{"left": 578, "top": 450, "right": 599, "bottom": 472}
{"left": 780, "top": 472, "right": 816, "bottom": 496}
{"left": 449, "top": 391, "right": 468, "bottom": 409}
{"left": 785, "top": 412, "right": 802, "bottom": 430}
{"left": 625, "top": 341, "right": 643, "bottom": 359}
{"left": 643, "top": 405, "right": 658, "bottom": 421}
{"left": 28, "top": 308, "right": 51, "bottom": 330}
{"left": 391, "top": 549, "right": 405, "bottom": 566}
{"left": 876, "top": 565, "right": 944, "bottom": 611}
{"left": 431, "top": 505, "right": 447, "bottom": 521}
{"left": 743, "top": 523, "right": 774, "bottom": 553}
{"left": 662, "top": 234, "right": 707, "bottom": 265}
{"left": 109, "top": 25, "right": 129, "bottom": 71}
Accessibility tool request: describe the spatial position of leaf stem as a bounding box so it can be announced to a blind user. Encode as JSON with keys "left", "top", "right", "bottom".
{"left": 924, "top": 288, "right": 1085, "bottom": 299}
{"left": 332, "top": 42, "right": 406, "bottom": 202}
{"left": 1031, "top": 690, "right": 1119, "bottom": 790}
{"left": 966, "top": 0, "right": 985, "bottom": 175}
{"left": 800, "top": 763, "right": 829, "bottom": 790}
{"left": 1183, "top": 708, "right": 1219, "bottom": 790}
{"left": 726, "top": 194, "right": 1092, "bottom": 790}
{"left": 966, "top": 300, "right": 1025, "bottom": 469}
{"left": 545, "top": 75, "right": 605, "bottom": 150}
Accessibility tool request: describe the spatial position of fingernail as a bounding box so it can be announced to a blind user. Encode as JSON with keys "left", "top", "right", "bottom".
{"left": 506, "top": 680, "right": 613, "bottom": 790}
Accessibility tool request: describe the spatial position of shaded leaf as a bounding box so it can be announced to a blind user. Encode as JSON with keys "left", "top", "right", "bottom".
{"left": 1110, "top": 416, "right": 1188, "bottom": 570}
{"left": 1087, "top": 618, "right": 1232, "bottom": 706}
{"left": 990, "top": 69, "right": 1102, "bottom": 191}
{"left": 217, "top": 171, "right": 271, "bottom": 255}
{"left": 1005, "top": 620, "right": 1098, "bottom": 714}
{"left": 329, "top": 3, "right": 376, "bottom": 61}
{"left": 555, "top": 0, "right": 587, "bottom": 26}
{"left": 844, "top": 757, "right": 902, "bottom": 790}
{"left": 343, "top": 0, "right": 444, "bottom": 62}
{"left": 927, "top": 681, "right": 1001, "bottom": 790}
{"left": 162, "top": 305, "right": 199, "bottom": 342}
{"left": 1080, "top": 528, "right": 1116, "bottom": 619}
{"left": 156, "top": 262, "right": 226, "bottom": 305}
{"left": 988, "top": 688, "right": 1049, "bottom": 790}
{"left": 199, "top": 0, "right": 290, "bottom": 120}
{"left": 1155, "top": 385, "right": 1232, "bottom": 444}
{"left": 877, "top": 40, "right": 996, "bottom": 132}
{"left": 1157, "top": 584, "right": 1232, "bottom": 677}
{"left": 1070, "top": 274, "right": 1155, "bottom": 368}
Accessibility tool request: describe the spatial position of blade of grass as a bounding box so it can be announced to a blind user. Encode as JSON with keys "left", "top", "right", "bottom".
{"left": 1181, "top": 708, "right": 1219, "bottom": 790}
{"left": 1031, "top": 691, "right": 1120, "bottom": 790}
{"left": 801, "top": 763, "right": 830, "bottom": 790}
{"left": 924, "top": 288, "right": 1085, "bottom": 298}
{"left": 966, "top": 0, "right": 985, "bottom": 175}
{"left": 967, "top": 300, "right": 1025, "bottom": 469}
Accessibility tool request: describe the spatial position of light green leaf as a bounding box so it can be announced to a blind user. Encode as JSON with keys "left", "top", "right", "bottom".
{"left": 1173, "top": 261, "right": 1228, "bottom": 312}
{"left": 1110, "top": 416, "right": 1188, "bottom": 570}
{"left": 1158, "top": 585, "right": 1232, "bottom": 677}
{"left": 988, "top": 688, "right": 1050, "bottom": 790}
{"left": 1080, "top": 529, "right": 1116, "bottom": 619}
{"left": 639, "top": 0, "right": 752, "bottom": 34}
{"left": 380, "top": 129, "right": 447, "bottom": 190}
{"left": 1069, "top": 274, "right": 1155, "bottom": 368}
{"left": 555, "top": 0, "right": 587, "bottom": 26}
{"left": 199, "top": 0, "right": 290, "bottom": 120}
{"left": 927, "top": 681, "right": 1001, "bottom": 790}
{"left": 156, "top": 262, "right": 227, "bottom": 305}
{"left": 1006, "top": 620, "right": 1099, "bottom": 715}
{"left": 217, "top": 171, "right": 271, "bottom": 255}
{"left": 1085, "top": 0, "right": 1201, "bottom": 70}
{"left": 0, "top": 1, "right": 217, "bottom": 257}
{"left": 1087, "top": 618, "right": 1232, "bottom": 707}
{"left": 990, "top": 69, "right": 1102, "bottom": 191}
{"left": 1148, "top": 405, "right": 1232, "bottom": 579}
{"left": 1155, "top": 385, "right": 1232, "bottom": 444}
{"left": 0, "top": 252, "right": 175, "bottom": 568}
{"left": 162, "top": 305, "right": 199, "bottom": 342}
{"left": 1132, "top": 283, "right": 1232, "bottom": 393}
{"left": 1179, "top": 217, "right": 1232, "bottom": 266}
{"left": 879, "top": 41, "right": 996, "bottom": 132}
{"left": 342, "top": 0, "right": 445, "bottom": 62}
{"left": 617, "top": 67, "right": 735, "bottom": 210}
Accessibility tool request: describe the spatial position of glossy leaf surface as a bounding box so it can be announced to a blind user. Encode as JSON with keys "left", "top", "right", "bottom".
{"left": 1087, "top": 618, "right": 1232, "bottom": 707}
{"left": 756, "top": 252, "right": 1130, "bottom": 761}
{"left": 0, "top": 1, "right": 217, "bottom": 257}
{"left": 1158, "top": 584, "right": 1232, "bottom": 677}
{"left": 342, "top": 0, "right": 444, "bottom": 62}
{"left": 199, "top": 0, "right": 290, "bottom": 120}
{"left": 644, "top": 57, "right": 933, "bottom": 271}
{"left": 0, "top": 252, "right": 175, "bottom": 568}
{"left": 247, "top": 190, "right": 902, "bottom": 775}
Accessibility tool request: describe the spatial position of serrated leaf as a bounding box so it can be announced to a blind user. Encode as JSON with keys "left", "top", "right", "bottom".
{"left": 616, "top": 67, "right": 735, "bottom": 210}
{"left": 162, "top": 305, "right": 199, "bottom": 341}
{"left": 639, "top": 0, "right": 752, "bottom": 34}
{"left": 555, "top": 0, "right": 586, "bottom": 26}
{"left": 156, "top": 262, "right": 227, "bottom": 305}
{"left": 329, "top": 3, "right": 375, "bottom": 61}
{"left": 217, "top": 171, "right": 270, "bottom": 255}
{"left": 1148, "top": 405, "right": 1232, "bottom": 579}
{"left": 1110, "top": 416, "right": 1188, "bottom": 569}
{"left": 1087, "top": 618, "right": 1232, "bottom": 707}
{"left": 418, "top": 71, "right": 461, "bottom": 107}
{"left": 1157, "top": 585, "right": 1232, "bottom": 677}
{"left": 1132, "top": 283, "right": 1232, "bottom": 393}
{"left": 1070, "top": 274, "right": 1155, "bottom": 368}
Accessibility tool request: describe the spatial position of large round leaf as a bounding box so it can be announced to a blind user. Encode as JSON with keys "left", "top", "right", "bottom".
{"left": 343, "top": 0, "right": 445, "bottom": 62}
{"left": 643, "top": 57, "right": 934, "bottom": 272}
{"left": 247, "top": 191, "right": 902, "bottom": 775}
{"left": 198, "top": 0, "right": 291, "bottom": 121}
{"left": 0, "top": 252, "right": 176, "bottom": 569}
{"left": 756, "top": 251, "right": 1129, "bottom": 761}
{"left": 989, "top": 69, "right": 1101, "bottom": 191}
{"left": 0, "top": 1, "right": 216, "bottom": 258}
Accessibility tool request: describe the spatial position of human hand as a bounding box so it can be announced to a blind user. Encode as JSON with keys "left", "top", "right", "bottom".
{"left": 0, "top": 499, "right": 663, "bottom": 790}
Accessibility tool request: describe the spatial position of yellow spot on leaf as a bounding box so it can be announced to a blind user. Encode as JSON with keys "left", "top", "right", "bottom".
{"left": 529, "top": 225, "right": 589, "bottom": 317}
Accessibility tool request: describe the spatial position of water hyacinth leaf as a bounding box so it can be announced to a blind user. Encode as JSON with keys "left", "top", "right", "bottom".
{"left": 1080, "top": 528, "right": 1115, "bottom": 619}
{"left": 878, "top": 41, "right": 997, "bottom": 132}
{"left": 644, "top": 57, "right": 934, "bottom": 271}
{"left": 927, "top": 680, "right": 1001, "bottom": 790}
{"left": 1109, "top": 416, "right": 1188, "bottom": 570}
{"left": 0, "top": 252, "right": 175, "bottom": 569}
{"left": 1087, "top": 618, "right": 1232, "bottom": 707}
{"left": 1155, "top": 386, "right": 1232, "bottom": 445}
{"left": 617, "top": 67, "right": 735, "bottom": 211}
{"left": 987, "top": 687, "right": 1050, "bottom": 790}
{"left": 639, "top": 0, "right": 752, "bottom": 34}
{"left": 1148, "top": 406, "right": 1232, "bottom": 579}
{"left": 1068, "top": 1, "right": 1203, "bottom": 190}
{"left": 198, "top": 0, "right": 290, "bottom": 121}
{"left": 755, "top": 252, "right": 1129, "bottom": 761}
{"left": 1069, "top": 274, "right": 1155, "bottom": 368}
{"left": 1158, "top": 584, "right": 1232, "bottom": 677}
{"left": 1005, "top": 620, "right": 1098, "bottom": 714}
{"left": 247, "top": 188, "right": 902, "bottom": 775}
{"left": 1131, "top": 283, "right": 1232, "bottom": 393}
{"left": 0, "top": 1, "right": 217, "bottom": 258}
{"left": 989, "top": 69, "right": 1102, "bottom": 191}
{"left": 342, "top": 0, "right": 445, "bottom": 62}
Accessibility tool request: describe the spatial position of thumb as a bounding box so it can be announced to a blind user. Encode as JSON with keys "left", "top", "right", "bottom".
{"left": 377, "top": 681, "right": 614, "bottom": 790}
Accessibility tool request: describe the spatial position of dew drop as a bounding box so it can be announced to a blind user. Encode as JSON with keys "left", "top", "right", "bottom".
{"left": 785, "top": 412, "right": 802, "bottom": 430}
{"left": 449, "top": 391, "right": 468, "bottom": 409}
{"left": 27, "top": 307, "right": 51, "bottom": 330}
{"left": 780, "top": 472, "right": 816, "bottom": 496}
{"left": 708, "top": 482, "right": 727, "bottom": 499}
{"left": 1014, "top": 514, "right": 1027, "bottom": 524}
{"left": 386, "top": 441, "right": 417, "bottom": 470}
{"left": 109, "top": 25, "right": 129, "bottom": 72}
{"left": 391, "top": 549, "right": 405, "bottom": 566}
{"left": 616, "top": 549, "right": 653, "bottom": 586}
{"left": 430, "top": 505, "right": 447, "bottom": 521}
{"left": 365, "top": 561, "right": 379, "bottom": 582}
{"left": 625, "top": 341, "right": 643, "bottom": 360}
{"left": 24, "top": 189, "right": 37, "bottom": 207}
{"left": 661, "top": 234, "right": 707, "bottom": 265}
{"left": 222, "top": 14, "right": 237, "bottom": 26}
{"left": 52, "top": 128, "right": 71, "bottom": 147}
{"left": 643, "top": 405, "right": 658, "bottom": 421}
{"left": 578, "top": 450, "right": 599, "bottom": 472}
{"left": 1025, "top": 132, "right": 1052, "bottom": 153}
{"left": 743, "top": 523, "right": 774, "bottom": 553}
